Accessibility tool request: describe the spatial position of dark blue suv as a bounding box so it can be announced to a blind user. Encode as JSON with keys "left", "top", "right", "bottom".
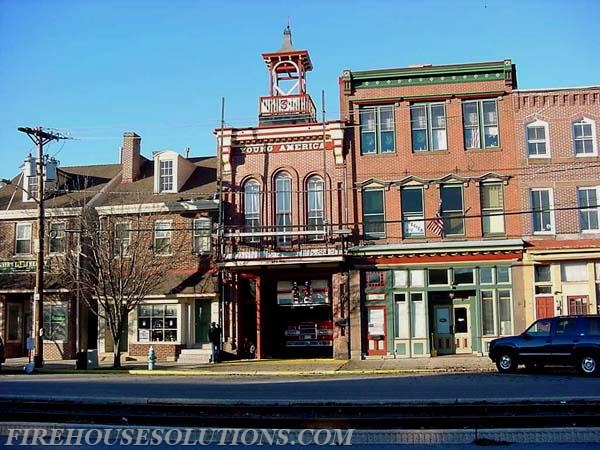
{"left": 488, "top": 315, "right": 600, "bottom": 376}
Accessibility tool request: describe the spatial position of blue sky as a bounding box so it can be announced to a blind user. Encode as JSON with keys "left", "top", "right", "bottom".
{"left": 1, "top": 0, "right": 598, "bottom": 181}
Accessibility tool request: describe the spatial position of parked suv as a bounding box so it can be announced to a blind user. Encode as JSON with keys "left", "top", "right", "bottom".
{"left": 488, "top": 315, "right": 600, "bottom": 376}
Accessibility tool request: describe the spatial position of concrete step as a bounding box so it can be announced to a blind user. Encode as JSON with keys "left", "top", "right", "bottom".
{"left": 177, "top": 348, "right": 212, "bottom": 365}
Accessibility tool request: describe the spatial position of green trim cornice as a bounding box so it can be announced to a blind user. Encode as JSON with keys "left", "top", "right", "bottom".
{"left": 342, "top": 60, "right": 516, "bottom": 90}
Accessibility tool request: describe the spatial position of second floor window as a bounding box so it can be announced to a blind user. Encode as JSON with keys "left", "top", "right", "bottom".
{"left": 49, "top": 222, "right": 66, "bottom": 254}
{"left": 526, "top": 120, "right": 549, "bottom": 157}
{"left": 159, "top": 160, "right": 174, "bottom": 192}
{"left": 480, "top": 183, "right": 505, "bottom": 236}
{"left": 27, "top": 175, "right": 38, "bottom": 201}
{"left": 154, "top": 220, "right": 172, "bottom": 255}
{"left": 15, "top": 222, "right": 32, "bottom": 255}
{"left": 411, "top": 103, "right": 447, "bottom": 152}
{"left": 573, "top": 118, "right": 597, "bottom": 156}
{"left": 275, "top": 173, "right": 292, "bottom": 245}
{"left": 360, "top": 105, "right": 395, "bottom": 155}
{"left": 531, "top": 188, "right": 554, "bottom": 233}
{"left": 362, "top": 189, "right": 385, "bottom": 239}
{"left": 114, "top": 222, "right": 131, "bottom": 257}
{"left": 578, "top": 187, "right": 600, "bottom": 232}
{"left": 244, "top": 179, "right": 261, "bottom": 243}
{"left": 401, "top": 186, "right": 424, "bottom": 238}
{"left": 441, "top": 184, "right": 464, "bottom": 236}
{"left": 306, "top": 175, "right": 324, "bottom": 234}
{"left": 193, "top": 218, "right": 211, "bottom": 254}
{"left": 462, "top": 99, "right": 499, "bottom": 149}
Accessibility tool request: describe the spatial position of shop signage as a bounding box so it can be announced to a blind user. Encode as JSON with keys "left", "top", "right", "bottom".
{"left": 0, "top": 259, "right": 37, "bottom": 274}
{"left": 238, "top": 141, "right": 325, "bottom": 154}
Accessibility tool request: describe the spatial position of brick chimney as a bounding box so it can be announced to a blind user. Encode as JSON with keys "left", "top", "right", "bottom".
{"left": 121, "top": 132, "right": 141, "bottom": 183}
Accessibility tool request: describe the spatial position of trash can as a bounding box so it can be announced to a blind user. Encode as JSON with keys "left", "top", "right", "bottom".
{"left": 76, "top": 351, "right": 87, "bottom": 370}
{"left": 87, "top": 350, "right": 98, "bottom": 369}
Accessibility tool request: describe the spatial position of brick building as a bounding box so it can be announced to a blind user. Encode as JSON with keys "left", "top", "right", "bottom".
{"left": 217, "top": 27, "right": 351, "bottom": 359}
{"left": 340, "top": 60, "right": 525, "bottom": 358}
{"left": 0, "top": 132, "right": 219, "bottom": 363}
{"left": 514, "top": 87, "right": 600, "bottom": 325}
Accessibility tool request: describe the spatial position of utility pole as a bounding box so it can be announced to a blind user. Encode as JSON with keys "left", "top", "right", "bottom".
{"left": 18, "top": 126, "right": 68, "bottom": 368}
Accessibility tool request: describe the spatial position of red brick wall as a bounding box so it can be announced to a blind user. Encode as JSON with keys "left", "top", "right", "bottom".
{"left": 341, "top": 75, "right": 520, "bottom": 243}
{"left": 129, "top": 343, "right": 182, "bottom": 361}
{"left": 513, "top": 88, "right": 600, "bottom": 238}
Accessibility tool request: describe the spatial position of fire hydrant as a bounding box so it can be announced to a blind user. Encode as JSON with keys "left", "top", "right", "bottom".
{"left": 147, "top": 346, "right": 157, "bottom": 370}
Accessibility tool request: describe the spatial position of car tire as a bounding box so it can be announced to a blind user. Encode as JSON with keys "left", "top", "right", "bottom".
{"left": 578, "top": 353, "right": 599, "bottom": 377}
{"left": 495, "top": 351, "right": 518, "bottom": 373}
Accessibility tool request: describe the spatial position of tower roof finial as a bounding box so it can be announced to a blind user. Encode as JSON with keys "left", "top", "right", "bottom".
{"left": 280, "top": 22, "right": 293, "bottom": 51}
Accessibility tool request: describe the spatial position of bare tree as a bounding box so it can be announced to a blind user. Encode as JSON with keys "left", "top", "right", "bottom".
{"left": 58, "top": 210, "right": 185, "bottom": 368}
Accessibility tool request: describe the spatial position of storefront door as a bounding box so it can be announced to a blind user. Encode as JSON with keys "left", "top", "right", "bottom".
{"left": 433, "top": 305, "right": 454, "bottom": 355}
{"left": 367, "top": 306, "right": 386, "bottom": 356}
{"left": 194, "top": 301, "right": 210, "bottom": 345}
{"left": 453, "top": 305, "right": 472, "bottom": 354}
{"left": 6, "top": 302, "right": 25, "bottom": 357}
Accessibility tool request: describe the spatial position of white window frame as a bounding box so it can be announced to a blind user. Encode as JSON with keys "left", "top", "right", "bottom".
{"left": 526, "top": 119, "right": 550, "bottom": 158}
{"left": 193, "top": 218, "right": 212, "bottom": 254}
{"left": 531, "top": 188, "right": 555, "bottom": 234}
{"left": 410, "top": 102, "right": 447, "bottom": 152}
{"left": 114, "top": 222, "right": 131, "bottom": 257}
{"left": 154, "top": 220, "right": 172, "bottom": 255}
{"left": 275, "top": 172, "right": 292, "bottom": 246}
{"left": 401, "top": 186, "right": 425, "bottom": 238}
{"left": 359, "top": 105, "right": 396, "bottom": 155}
{"left": 573, "top": 117, "right": 597, "bottom": 157}
{"left": 578, "top": 186, "right": 600, "bottom": 232}
{"left": 306, "top": 175, "right": 324, "bottom": 235}
{"left": 244, "top": 179, "right": 261, "bottom": 243}
{"left": 480, "top": 182, "right": 505, "bottom": 236}
{"left": 15, "top": 222, "right": 32, "bottom": 255}
{"left": 158, "top": 159, "right": 175, "bottom": 193}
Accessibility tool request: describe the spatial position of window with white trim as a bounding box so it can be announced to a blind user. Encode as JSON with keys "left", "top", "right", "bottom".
{"left": 441, "top": 184, "right": 465, "bottom": 236}
{"left": 360, "top": 105, "right": 395, "bottom": 155}
{"left": 49, "top": 222, "right": 66, "bottom": 254}
{"left": 306, "top": 175, "right": 324, "bottom": 235}
{"left": 573, "top": 118, "right": 597, "bottom": 156}
{"left": 362, "top": 189, "right": 385, "bottom": 239}
{"left": 534, "top": 264, "right": 552, "bottom": 295}
{"left": 401, "top": 186, "right": 424, "bottom": 238}
{"left": 275, "top": 172, "right": 292, "bottom": 246}
{"left": 193, "top": 218, "right": 211, "bottom": 254}
{"left": 411, "top": 103, "right": 447, "bottom": 152}
{"left": 531, "top": 188, "right": 554, "bottom": 233}
{"left": 526, "top": 119, "right": 549, "bottom": 157}
{"left": 244, "top": 179, "right": 261, "bottom": 243}
{"left": 578, "top": 187, "right": 600, "bottom": 232}
{"left": 114, "top": 222, "right": 131, "bottom": 257}
{"left": 480, "top": 182, "right": 505, "bottom": 235}
{"left": 159, "top": 159, "right": 174, "bottom": 192}
{"left": 462, "top": 99, "right": 499, "bottom": 149}
{"left": 15, "top": 222, "right": 32, "bottom": 255}
{"left": 137, "top": 304, "right": 178, "bottom": 342}
{"left": 153, "top": 220, "right": 172, "bottom": 255}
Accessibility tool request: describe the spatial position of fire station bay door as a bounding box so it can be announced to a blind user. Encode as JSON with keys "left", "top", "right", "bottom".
{"left": 367, "top": 306, "right": 386, "bottom": 356}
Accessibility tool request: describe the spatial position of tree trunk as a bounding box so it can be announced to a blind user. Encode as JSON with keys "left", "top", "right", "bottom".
{"left": 113, "top": 337, "right": 122, "bottom": 369}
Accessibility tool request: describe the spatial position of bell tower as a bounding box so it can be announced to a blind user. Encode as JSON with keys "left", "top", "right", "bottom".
{"left": 259, "top": 26, "right": 317, "bottom": 126}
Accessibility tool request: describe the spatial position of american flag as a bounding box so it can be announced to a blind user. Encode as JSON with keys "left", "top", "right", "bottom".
{"left": 427, "top": 202, "right": 444, "bottom": 237}
{"left": 469, "top": 129, "right": 480, "bottom": 148}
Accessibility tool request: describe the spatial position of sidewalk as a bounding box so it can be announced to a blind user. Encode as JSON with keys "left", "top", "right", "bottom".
{"left": 1, "top": 354, "right": 496, "bottom": 376}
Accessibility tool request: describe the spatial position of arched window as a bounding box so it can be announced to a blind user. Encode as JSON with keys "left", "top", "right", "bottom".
{"left": 306, "top": 175, "right": 324, "bottom": 236}
{"left": 275, "top": 172, "right": 292, "bottom": 245}
{"left": 244, "top": 179, "right": 261, "bottom": 242}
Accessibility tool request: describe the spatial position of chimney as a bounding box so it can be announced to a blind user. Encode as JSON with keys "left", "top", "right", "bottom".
{"left": 121, "top": 132, "right": 141, "bottom": 183}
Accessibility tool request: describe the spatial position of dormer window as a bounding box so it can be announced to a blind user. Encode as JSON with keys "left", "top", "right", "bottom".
{"left": 159, "top": 160, "right": 174, "bottom": 192}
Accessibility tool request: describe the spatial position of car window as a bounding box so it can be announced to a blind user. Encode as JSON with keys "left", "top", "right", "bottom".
{"left": 582, "top": 317, "right": 600, "bottom": 335}
{"left": 526, "top": 319, "right": 552, "bottom": 337}
{"left": 555, "top": 318, "right": 578, "bottom": 336}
